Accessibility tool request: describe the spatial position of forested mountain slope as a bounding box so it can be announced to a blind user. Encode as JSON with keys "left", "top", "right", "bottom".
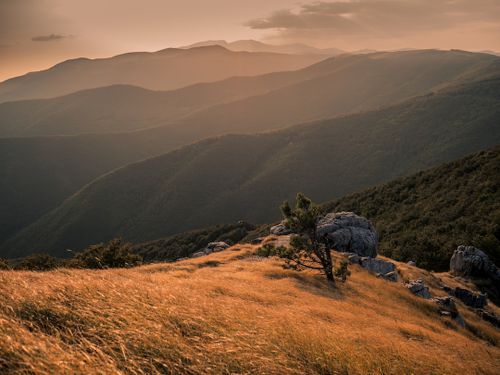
{"left": 4, "top": 77, "right": 499, "bottom": 257}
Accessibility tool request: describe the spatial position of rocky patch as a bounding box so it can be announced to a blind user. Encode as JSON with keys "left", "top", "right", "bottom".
{"left": 316, "top": 212, "right": 378, "bottom": 257}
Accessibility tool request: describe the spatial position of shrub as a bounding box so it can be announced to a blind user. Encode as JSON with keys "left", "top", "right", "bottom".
{"left": 0, "top": 258, "right": 10, "bottom": 270}
{"left": 255, "top": 243, "right": 286, "bottom": 257}
{"left": 71, "top": 238, "right": 142, "bottom": 269}
{"left": 17, "top": 253, "right": 60, "bottom": 271}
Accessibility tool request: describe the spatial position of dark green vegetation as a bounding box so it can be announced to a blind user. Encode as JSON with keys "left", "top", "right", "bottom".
{"left": 134, "top": 222, "right": 256, "bottom": 262}
{"left": 2, "top": 239, "right": 142, "bottom": 271}
{"left": 2, "top": 50, "right": 497, "bottom": 248}
{"left": 4, "top": 75, "right": 499, "bottom": 258}
{"left": 324, "top": 146, "right": 500, "bottom": 272}
{"left": 0, "top": 45, "right": 324, "bottom": 103}
{"left": 67, "top": 238, "right": 142, "bottom": 269}
{"left": 1, "top": 50, "right": 497, "bottom": 137}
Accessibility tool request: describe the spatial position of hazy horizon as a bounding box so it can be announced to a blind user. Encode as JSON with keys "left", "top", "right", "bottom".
{"left": 2, "top": 0, "right": 500, "bottom": 82}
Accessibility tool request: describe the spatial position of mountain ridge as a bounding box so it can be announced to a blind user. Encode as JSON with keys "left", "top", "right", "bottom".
{"left": 3, "top": 75, "right": 499, "bottom": 257}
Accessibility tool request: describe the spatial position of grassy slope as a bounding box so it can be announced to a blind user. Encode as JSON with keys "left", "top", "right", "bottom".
{"left": 0, "top": 246, "right": 498, "bottom": 374}
{"left": 5, "top": 76, "right": 499, "bottom": 257}
{"left": 325, "top": 146, "right": 500, "bottom": 271}
{"left": 1, "top": 50, "right": 497, "bottom": 137}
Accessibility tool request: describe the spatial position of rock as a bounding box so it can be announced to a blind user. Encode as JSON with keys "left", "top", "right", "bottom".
{"left": 270, "top": 222, "right": 291, "bottom": 236}
{"left": 347, "top": 253, "right": 361, "bottom": 264}
{"left": 450, "top": 245, "right": 500, "bottom": 280}
{"left": 316, "top": 212, "right": 378, "bottom": 257}
{"left": 360, "top": 257, "right": 396, "bottom": 275}
{"left": 443, "top": 286, "right": 487, "bottom": 308}
{"left": 191, "top": 251, "right": 206, "bottom": 258}
{"left": 433, "top": 296, "right": 465, "bottom": 327}
{"left": 407, "top": 261, "right": 416, "bottom": 266}
{"left": 378, "top": 270, "right": 398, "bottom": 282}
{"left": 406, "top": 279, "right": 431, "bottom": 299}
{"left": 205, "top": 241, "right": 230, "bottom": 253}
{"left": 357, "top": 257, "right": 397, "bottom": 282}
{"left": 476, "top": 309, "right": 500, "bottom": 328}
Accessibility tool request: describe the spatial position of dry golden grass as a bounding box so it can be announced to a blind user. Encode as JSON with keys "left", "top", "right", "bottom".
{"left": 1, "top": 244, "right": 499, "bottom": 374}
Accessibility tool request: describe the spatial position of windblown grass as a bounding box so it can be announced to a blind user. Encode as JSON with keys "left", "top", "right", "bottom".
{"left": 0, "top": 244, "right": 499, "bottom": 374}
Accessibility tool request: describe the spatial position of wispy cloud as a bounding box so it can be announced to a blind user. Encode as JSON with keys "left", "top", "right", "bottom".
{"left": 246, "top": 0, "right": 500, "bottom": 47}
{"left": 31, "top": 33, "right": 67, "bottom": 42}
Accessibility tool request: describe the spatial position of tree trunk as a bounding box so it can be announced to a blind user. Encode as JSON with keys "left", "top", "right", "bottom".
{"left": 322, "top": 249, "right": 335, "bottom": 283}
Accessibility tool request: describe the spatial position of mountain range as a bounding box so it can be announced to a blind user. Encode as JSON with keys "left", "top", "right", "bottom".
{"left": 1, "top": 49, "right": 497, "bottom": 137}
{"left": 3, "top": 74, "right": 499, "bottom": 257}
{"left": 181, "top": 39, "right": 345, "bottom": 55}
{"left": 0, "top": 45, "right": 324, "bottom": 103}
{"left": 1, "top": 50, "right": 499, "bottom": 251}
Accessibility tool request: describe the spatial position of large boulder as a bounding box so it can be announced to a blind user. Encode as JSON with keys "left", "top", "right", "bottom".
{"left": 316, "top": 212, "right": 378, "bottom": 257}
{"left": 450, "top": 245, "right": 500, "bottom": 280}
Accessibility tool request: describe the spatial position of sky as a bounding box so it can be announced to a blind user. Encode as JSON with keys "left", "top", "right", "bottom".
{"left": 1, "top": 0, "right": 500, "bottom": 82}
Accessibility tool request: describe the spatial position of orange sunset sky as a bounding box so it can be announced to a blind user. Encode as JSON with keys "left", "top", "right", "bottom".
{"left": 1, "top": 0, "right": 500, "bottom": 82}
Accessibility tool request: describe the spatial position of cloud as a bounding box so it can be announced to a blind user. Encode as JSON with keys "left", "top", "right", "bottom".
{"left": 31, "top": 34, "right": 67, "bottom": 42}
{"left": 246, "top": 0, "right": 500, "bottom": 45}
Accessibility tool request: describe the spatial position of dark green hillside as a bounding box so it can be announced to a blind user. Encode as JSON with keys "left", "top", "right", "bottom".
{"left": 324, "top": 146, "right": 500, "bottom": 271}
{"left": 134, "top": 222, "right": 257, "bottom": 262}
{"left": 4, "top": 77, "right": 499, "bottom": 258}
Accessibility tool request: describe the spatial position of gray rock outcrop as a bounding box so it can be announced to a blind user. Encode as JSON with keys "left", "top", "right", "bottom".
{"left": 349, "top": 255, "right": 397, "bottom": 282}
{"left": 443, "top": 286, "right": 487, "bottom": 309}
{"left": 316, "top": 212, "right": 378, "bottom": 257}
{"left": 406, "top": 279, "right": 431, "bottom": 299}
{"left": 205, "top": 241, "right": 230, "bottom": 254}
{"left": 270, "top": 222, "right": 291, "bottom": 236}
{"left": 433, "top": 296, "right": 465, "bottom": 327}
{"left": 450, "top": 245, "right": 500, "bottom": 280}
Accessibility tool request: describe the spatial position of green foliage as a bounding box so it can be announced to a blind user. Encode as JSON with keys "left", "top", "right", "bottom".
{"left": 334, "top": 259, "right": 351, "bottom": 282}
{"left": 17, "top": 253, "right": 60, "bottom": 271}
{"left": 0, "top": 258, "right": 10, "bottom": 270}
{"left": 70, "top": 238, "right": 142, "bottom": 269}
{"left": 280, "top": 193, "right": 336, "bottom": 282}
{"left": 135, "top": 222, "right": 256, "bottom": 262}
{"left": 324, "top": 146, "right": 500, "bottom": 271}
{"left": 255, "top": 243, "right": 286, "bottom": 258}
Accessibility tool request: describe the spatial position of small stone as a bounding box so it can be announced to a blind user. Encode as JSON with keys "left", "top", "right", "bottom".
{"left": 407, "top": 261, "right": 416, "bottom": 266}
{"left": 360, "top": 257, "right": 396, "bottom": 275}
{"left": 270, "top": 222, "right": 291, "bottom": 236}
